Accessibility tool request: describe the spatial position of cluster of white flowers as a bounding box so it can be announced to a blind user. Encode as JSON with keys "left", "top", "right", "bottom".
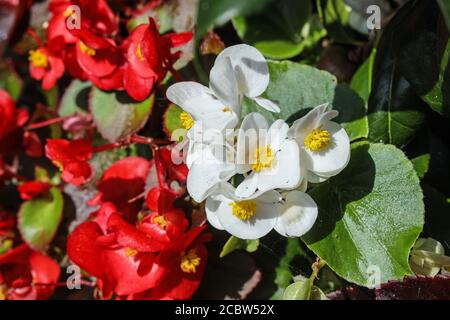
{"left": 167, "top": 44, "right": 350, "bottom": 240}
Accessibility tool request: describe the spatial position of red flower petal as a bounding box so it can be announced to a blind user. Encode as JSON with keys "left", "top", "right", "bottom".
{"left": 18, "top": 181, "right": 51, "bottom": 200}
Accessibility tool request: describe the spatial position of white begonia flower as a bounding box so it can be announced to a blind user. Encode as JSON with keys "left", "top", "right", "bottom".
{"left": 205, "top": 183, "right": 282, "bottom": 240}
{"left": 234, "top": 113, "right": 301, "bottom": 198}
{"left": 166, "top": 44, "right": 280, "bottom": 139}
{"left": 288, "top": 104, "right": 350, "bottom": 182}
{"left": 274, "top": 190, "right": 318, "bottom": 238}
{"left": 210, "top": 44, "right": 280, "bottom": 114}
{"left": 186, "top": 140, "right": 237, "bottom": 203}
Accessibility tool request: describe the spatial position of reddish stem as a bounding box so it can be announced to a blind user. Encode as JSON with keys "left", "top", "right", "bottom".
{"left": 27, "top": 28, "right": 43, "bottom": 47}
{"left": 26, "top": 116, "right": 68, "bottom": 130}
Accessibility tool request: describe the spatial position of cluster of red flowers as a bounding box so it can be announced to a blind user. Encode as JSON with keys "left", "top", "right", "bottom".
{"left": 0, "top": 0, "right": 209, "bottom": 300}
{"left": 29, "top": 0, "right": 192, "bottom": 100}
{"left": 0, "top": 211, "right": 60, "bottom": 300}
{"left": 67, "top": 155, "right": 209, "bottom": 299}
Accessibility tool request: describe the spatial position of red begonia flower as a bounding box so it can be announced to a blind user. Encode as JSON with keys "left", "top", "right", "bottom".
{"left": 139, "top": 187, "right": 188, "bottom": 244}
{"left": 0, "top": 244, "right": 60, "bottom": 300}
{"left": 130, "top": 226, "right": 210, "bottom": 300}
{"left": 122, "top": 18, "right": 192, "bottom": 101}
{"left": 154, "top": 146, "right": 188, "bottom": 195}
{"left": 23, "top": 131, "right": 43, "bottom": 158}
{"left": 28, "top": 46, "right": 65, "bottom": 90}
{"left": 17, "top": 181, "right": 51, "bottom": 200}
{"left": 89, "top": 157, "right": 151, "bottom": 222}
{"left": 45, "top": 138, "right": 93, "bottom": 186}
{"left": 67, "top": 204, "right": 165, "bottom": 297}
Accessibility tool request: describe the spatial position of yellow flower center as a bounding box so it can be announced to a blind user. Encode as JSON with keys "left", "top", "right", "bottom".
{"left": 0, "top": 286, "right": 6, "bottom": 300}
{"left": 152, "top": 215, "right": 168, "bottom": 230}
{"left": 304, "top": 127, "right": 331, "bottom": 151}
{"left": 180, "top": 248, "right": 201, "bottom": 273}
{"left": 52, "top": 160, "right": 64, "bottom": 172}
{"left": 79, "top": 41, "right": 96, "bottom": 56}
{"left": 136, "top": 43, "right": 145, "bottom": 61}
{"left": 222, "top": 106, "right": 231, "bottom": 112}
{"left": 180, "top": 112, "right": 195, "bottom": 130}
{"left": 252, "top": 145, "right": 274, "bottom": 172}
{"left": 28, "top": 49, "right": 48, "bottom": 68}
{"left": 230, "top": 200, "right": 257, "bottom": 221}
{"left": 63, "top": 7, "right": 76, "bottom": 18}
{"left": 124, "top": 247, "right": 138, "bottom": 258}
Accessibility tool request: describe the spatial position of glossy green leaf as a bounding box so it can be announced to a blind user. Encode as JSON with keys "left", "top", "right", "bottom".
{"left": 242, "top": 60, "right": 368, "bottom": 141}
{"left": 351, "top": 49, "right": 376, "bottom": 104}
{"left": 411, "top": 154, "right": 431, "bottom": 179}
{"left": 303, "top": 142, "right": 424, "bottom": 286}
{"left": 90, "top": 89, "right": 154, "bottom": 142}
{"left": 58, "top": 80, "right": 91, "bottom": 117}
{"left": 231, "top": 0, "right": 316, "bottom": 59}
{"left": 220, "top": 236, "right": 259, "bottom": 258}
{"left": 196, "top": 0, "right": 273, "bottom": 42}
{"left": 367, "top": 1, "right": 426, "bottom": 148}
{"left": 438, "top": 0, "right": 450, "bottom": 32}
{"left": 18, "top": 187, "right": 64, "bottom": 251}
{"left": 390, "top": 0, "right": 450, "bottom": 117}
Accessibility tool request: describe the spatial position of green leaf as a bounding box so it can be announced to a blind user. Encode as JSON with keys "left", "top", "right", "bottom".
{"left": 303, "top": 142, "right": 424, "bottom": 286}
{"left": 127, "top": 2, "right": 173, "bottom": 33}
{"left": 411, "top": 154, "right": 431, "bottom": 179}
{"left": 242, "top": 60, "right": 368, "bottom": 141}
{"left": 231, "top": 0, "right": 316, "bottom": 59}
{"left": 316, "top": 0, "right": 361, "bottom": 45}
{"left": 220, "top": 236, "right": 259, "bottom": 258}
{"left": 390, "top": 0, "right": 450, "bottom": 117}
{"left": 18, "top": 187, "right": 64, "bottom": 251}
{"left": 438, "top": 0, "right": 450, "bottom": 32}
{"left": 90, "top": 89, "right": 154, "bottom": 142}
{"left": 351, "top": 49, "right": 376, "bottom": 104}
{"left": 367, "top": 1, "right": 426, "bottom": 148}
{"left": 283, "top": 279, "right": 328, "bottom": 300}
{"left": 163, "top": 103, "right": 184, "bottom": 141}
{"left": 58, "top": 80, "right": 91, "bottom": 117}
{"left": 0, "top": 61, "right": 23, "bottom": 99}
{"left": 196, "top": 0, "right": 273, "bottom": 42}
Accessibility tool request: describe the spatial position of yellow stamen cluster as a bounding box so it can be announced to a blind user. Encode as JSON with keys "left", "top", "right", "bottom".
{"left": 304, "top": 127, "right": 331, "bottom": 151}
{"left": 124, "top": 247, "right": 138, "bottom": 258}
{"left": 180, "top": 112, "right": 195, "bottom": 130}
{"left": 0, "top": 286, "right": 6, "bottom": 300}
{"left": 79, "top": 41, "right": 96, "bottom": 56}
{"left": 180, "top": 248, "right": 201, "bottom": 273}
{"left": 252, "top": 145, "right": 273, "bottom": 172}
{"left": 230, "top": 200, "right": 257, "bottom": 221}
{"left": 28, "top": 49, "right": 48, "bottom": 68}
{"left": 152, "top": 215, "right": 168, "bottom": 230}
{"left": 136, "top": 43, "right": 145, "bottom": 61}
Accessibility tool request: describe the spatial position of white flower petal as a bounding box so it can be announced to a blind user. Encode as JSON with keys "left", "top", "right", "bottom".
{"left": 215, "top": 44, "right": 269, "bottom": 99}
{"left": 205, "top": 197, "right": 225, "bottom": 230}
{"left": 236, "top": 113, "right": 268, "bottom": 173}
{"left": 253, "top": 97, "right": 280, "bottom": 113}
{"left": 166, "top": 81, "right": 223, "bottom": 119}
{"left": 304, "top": 170, "right": 329, "bottom": 183}
{"left": 302, "top": 121, "right": 350, "bottom": 177}
{"left": 187, "top": 151, "right": 236, "bottom": 202}
{"left": 217, "top": 200, "right": 277, "bottom": 240}
{"left": 209, "top": 56, "right": 240, "bottom": 112}
{"left": 257, "top": 140, "right": 301, "bottom": 192}
{"left": 288, "top": 103, "right": 329, "bottom": 142}
{"left": 275, "top": 191, "right": 318, "bottom": 237}
{"left": 267, "top": 119, "right": 289, "bottom": 152}
{"left": 235, "top": 172, "right": 259, "bottom": 198}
